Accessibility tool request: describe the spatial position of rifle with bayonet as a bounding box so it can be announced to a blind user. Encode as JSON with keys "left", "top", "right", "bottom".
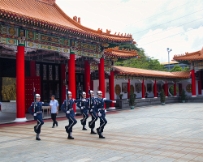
{"left": 78, "top": 83, "right": 82, "bottom": 107}
{"left": 88, "top": 84, "right": 92, "bottom": 110}
{"left": 65, "top": 63, "right": 69, "bottom": 111}
{"left": 33, "top": 83, "right": 36, "bottom": 112}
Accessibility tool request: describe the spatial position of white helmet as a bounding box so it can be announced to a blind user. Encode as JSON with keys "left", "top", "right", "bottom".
{"left": 97, "top": 91, "right": 102, "bottom": 95}
{"left": 68, "top": 91, "right": 72, "bottom": 95}
{"left": 89, "top": 90, "right": 94, "bottom": 94}
{"left": 35, "top": 94, "right": 40, "bottom": 98}
{"left": 82, "top": 92, "right": 86, "bottom": 95}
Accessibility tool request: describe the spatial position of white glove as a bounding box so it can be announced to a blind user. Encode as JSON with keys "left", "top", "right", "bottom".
{"left": 112, "top": 101, "right": 116, "bottom": 103}
{"left": 105, "top": 110, "right": 107, "bottom": 113}
{"left": 33, "top": 113, "right": 37, "bottom": 116}
{"left": 81, "top": 106, "right": 84, "bottom": 109}
{"left": 98, "top": 112, "right": 102, "bottom": 117}
{"left": 103, "top": 98, "right": 107, "bottom": 101}
{"left": 66, "top": 111, "right": 70, "bottom": 114}
{"left": 90, "top": 109, "right": 93, "bottom": 112}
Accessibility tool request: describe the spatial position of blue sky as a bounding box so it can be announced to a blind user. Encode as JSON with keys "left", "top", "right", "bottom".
{"left": 57, "top": 0, "right": 203, "bottom": 62}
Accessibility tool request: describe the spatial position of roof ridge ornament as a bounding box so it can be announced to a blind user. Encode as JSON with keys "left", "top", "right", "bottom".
{"left": 37, "top": 0, "right": 55, "bottom": 5}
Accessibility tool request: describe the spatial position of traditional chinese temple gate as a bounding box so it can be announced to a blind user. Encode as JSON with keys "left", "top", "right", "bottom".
{"left": 0, "top": 0, "right": 135, "bottom": 122}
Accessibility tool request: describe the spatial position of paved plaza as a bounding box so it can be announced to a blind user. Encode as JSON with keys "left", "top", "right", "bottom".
{"left": 1, "top": 103, "right": 203, "bottom": 162}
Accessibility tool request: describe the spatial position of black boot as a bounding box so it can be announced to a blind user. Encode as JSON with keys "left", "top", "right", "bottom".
{"left": 90, "top": 128, "right": 96, "bottom": 134}
{"left": 65, "top": 126, "right": 69, "bottom": 133}
{"left": 88, "top": 121, "right": 91, "bottom": 128}
{"left": 80, "top": 119, "right": 83, "bottom": 125}
{"left": 36, "top": 134, "right": 41, "bottom": 141}
{"left": 99, "top": 132, "right": 105, "bottom": 139}
{"left": 96, "top": 128, "right": 100, "bottom": 134}
{"left": 82, "top": 126, "right": 87, "bottom": 130}
{"left": 52, "top": 124, "right": 55, "bottom": 128}
{"left": 34, "top": 126, "right": 37, "bottom": 133}
{"left": 99, "top": 135, "right": 105, "bottom": 139}
{"left": 68, "top": 132, "right": 74, "bottom": 140}
{"left": 56, "top": 121, "right": 58, "bottom": 127}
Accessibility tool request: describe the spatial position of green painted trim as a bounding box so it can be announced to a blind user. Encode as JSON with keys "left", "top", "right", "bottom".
{"left": 17, "top": 44, "right": 25, "bottom": 47}
{"left": 70, "top": 52, "right": 75, "bottom": 54}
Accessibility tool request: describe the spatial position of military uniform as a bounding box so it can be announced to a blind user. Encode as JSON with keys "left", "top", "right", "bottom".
{"left": 88, "top": 97, "right": 98, "bottom": 134}
{"left": 77, "top": 97, "right": 89, "bottom": 130}
{"left": 28, "top": 101, "right": 44, "bottom": 140}
{"left": 95, "top": 92, "right": 114, "bottom": 138}
{"left": 61, "top": 98, "right": 79, "bottom": 139}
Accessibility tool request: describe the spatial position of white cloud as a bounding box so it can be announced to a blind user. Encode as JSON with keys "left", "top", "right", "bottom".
{"left": 56, "top": 0, "right": 203, "bottom": 62}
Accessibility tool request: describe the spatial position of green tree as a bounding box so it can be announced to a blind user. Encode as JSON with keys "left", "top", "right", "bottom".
{"left": 170, "top": 65, "right": 182, "bottom": 72}
{"left": 183, "top": 67, "right": 190, "bottom": 71}
{"left": 115, "top": 45, "right": 166, "bottom": 71}
{"left": 170, "top": 65, "right": 190, "bottom": 72}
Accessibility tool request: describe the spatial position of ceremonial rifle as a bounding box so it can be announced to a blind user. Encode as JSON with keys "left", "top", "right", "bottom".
{"left": 88, "top": 83, "right": 92, "bottom": 110}
{"left": 78, "top": 82, "right": 82, "bottom": 107}
{"left": 33, "top": 83, "right": 36, "bottom": 112}
{"left": 65, "top": 63, "right": 69, "bottom": 111}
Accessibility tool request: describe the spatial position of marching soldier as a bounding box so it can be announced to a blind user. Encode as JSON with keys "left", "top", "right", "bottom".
{"left": 88, "top": 90, "right": 98, "bottom": 134}
{"left": 77, "top": 92, "right": 89, "bottom": 130}
{"left": 95, "top": 91, "right": 116, "bottom": 139}
{"left": 61, "top": 91, "right": 78, "bottom": 139}
{"left": 28, "top": 94, "right": 44, "bottom": 141}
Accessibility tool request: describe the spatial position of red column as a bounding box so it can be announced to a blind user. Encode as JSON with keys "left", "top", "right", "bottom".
{"left": 15, "top": 46, "right": 26, "bottom": 122}
{"left": 153, "top": 79, "right": 157, "bottom": 98}
{"left": 191, "top": 69, "right": 196, "bottom": 97}
{"left": 68, "top": 53, "right": 76, "bottom": 111}
{"left": 179, "top": 83, "right": 182, "bottom": 96}
{"left": 99, "top": 57, "right": 105, "bottom": 98}
{"left": 30, "top": 61, "right": 36, "bottom": 77}
{"left": 174, "top": 82, "right": 177, "bottom": 97}
{"left": 164, "top": 82, "right": 168, "bottom": 97}
{"left": 61, "top": 64, "right": 66, "bottom": 103}
{"left": 142, "top": 79, "right": 145, "bottom": 99}
{"left": 85, "top": 60, "right": 91, "bottom": 98}
{"left": 198, "top": 71, "right": 202, "bottom": 95}
{"left": 109, "top": 71, "right": 115, "bottom": 107}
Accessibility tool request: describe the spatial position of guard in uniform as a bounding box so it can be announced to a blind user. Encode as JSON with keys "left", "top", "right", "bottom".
{"left": 77, "top": 92, "right": 89, "bottom": 130}
{"left": 95, "top": 91, "right": 116, "bottom": 138}
{"left": 61, "top": 91, "right": 78, "bottom": 139}
{"left": 88, "top": 90, "right": 98, "bottom": 134}
{"left": 28, "top": 94, "right": 44, "bottom": 141}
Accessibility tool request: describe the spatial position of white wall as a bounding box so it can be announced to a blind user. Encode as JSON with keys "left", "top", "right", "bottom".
{"left": 93, "top": 78, "right": 162, "bottom": 99}
{"left": 93, "top": 78, "right": 198, "bottom": 99}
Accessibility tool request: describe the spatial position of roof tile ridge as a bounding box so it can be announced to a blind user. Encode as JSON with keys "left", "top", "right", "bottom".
{"left": 54, "top": 3, "right": 133, "bottom": 39}
{"left": 174, "top": 50, "right": 201, "bottom": 57}
{"left": 114, "top": 66, "right": 169, "bottom": 73}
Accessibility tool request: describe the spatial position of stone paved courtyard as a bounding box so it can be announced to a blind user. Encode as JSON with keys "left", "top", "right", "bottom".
{"left": 1, "top": 103, "right": 203, "bottom": 162}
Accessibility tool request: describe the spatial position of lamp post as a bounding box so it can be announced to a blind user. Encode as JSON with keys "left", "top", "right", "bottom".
{"left": 167, "top": 48, "right": 172, "bottom": 71}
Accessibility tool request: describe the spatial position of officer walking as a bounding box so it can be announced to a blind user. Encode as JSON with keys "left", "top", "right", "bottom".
{"left": 61, "top": 91, "right": 78, "bottom": 139}
{"left": 88, "top": 90, "right": 98, "bottom": 134}
{"left": 49, "top": 95, "right": 59, "bottom": 128}
{"left": 77, "top": 92, "right": 89, "bottom": 130}
{"left": 28, "top": 94, "right": 44, "bottom": 141}
{"left": 95, "top": 91, "right": 116, "bottom": 139}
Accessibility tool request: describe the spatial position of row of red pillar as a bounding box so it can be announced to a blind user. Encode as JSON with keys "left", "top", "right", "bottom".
{"left": 16, "top": 49, "right": 112, "bottom": 121}
{"left": 15, "top": 46, "right": 199, "bottom": 121}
